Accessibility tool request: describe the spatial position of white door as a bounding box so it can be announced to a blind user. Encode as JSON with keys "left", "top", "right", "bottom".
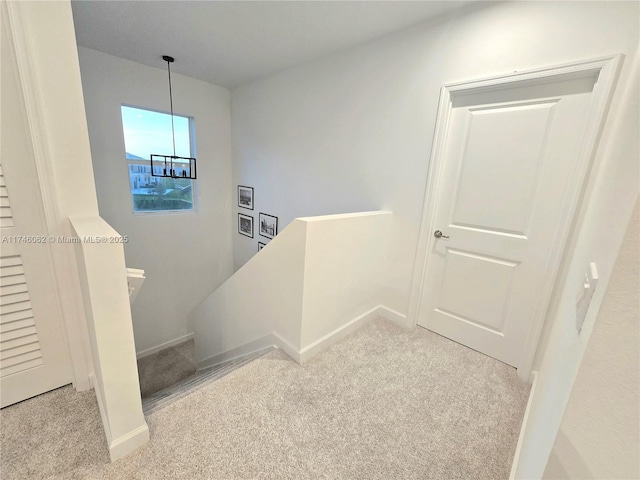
{"left": 0, "top": 15, "right": 73, "bottom": 407}
{"left": 418, "top": 70, "right": 601, "bottom": 367}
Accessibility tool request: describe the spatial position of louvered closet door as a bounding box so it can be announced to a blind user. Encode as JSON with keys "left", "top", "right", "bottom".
{"left": 0, "top": 166, "right": 73, "bottom": 408}
{"left": 0, "top": 16, "right": 73, "bottom": 407}
{"left": 1, "top": 250, "right": 44, "bottom": 376}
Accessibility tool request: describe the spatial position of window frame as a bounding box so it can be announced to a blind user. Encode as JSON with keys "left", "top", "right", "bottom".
{"left": 121, "top": 104, "right": 199, "bottom": 216}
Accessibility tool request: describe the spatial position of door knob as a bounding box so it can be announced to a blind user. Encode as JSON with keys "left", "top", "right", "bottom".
{"left": 434, "top": 230, "right": 449, "bottom": 239}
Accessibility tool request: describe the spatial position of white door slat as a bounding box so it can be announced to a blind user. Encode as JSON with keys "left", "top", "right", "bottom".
{"left": 0, "top": 334, "right": 39, "bottom": 351}
{"left": 0, "top": 316, "right": 36, "bottom": 333}
{"left": 1, "top": 357, "right": 43, "bottom": 378}
{"left": 0, "top": 292, "right": 31, "bottom": 307}
{"left": 1, "top": 355, "right": 43, "bottom": 377}
{"left": 0, "top": 274, "right": 27, "bottom": 288}
{"left": 0, "top": 325, "right": 37, "bottom": 342}
{"left": 0, "top": 301, "right": 32, "bottom": 315}
{"left": 0, "top": 265, "right": 24, "bottom": 277}
{"left": 0, "top": 256, "right": 22, "bottom": 268}
{"left": 0, "top": 283, "right": 28, "bottom": 296}
{"left": 0, "top": 339, "right": 40, "bottom": 362}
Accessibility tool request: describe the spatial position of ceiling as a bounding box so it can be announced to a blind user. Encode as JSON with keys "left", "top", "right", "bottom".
{"left": 71, "top": 1, "right": 474, "bottom": 89}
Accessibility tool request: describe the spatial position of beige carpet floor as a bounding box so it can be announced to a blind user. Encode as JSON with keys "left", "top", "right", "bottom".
{"left": 137, "top": 339, "right": 196, "bottom": 398}
{"left": 0, "top": 317, "right": 530, "bottom": 479}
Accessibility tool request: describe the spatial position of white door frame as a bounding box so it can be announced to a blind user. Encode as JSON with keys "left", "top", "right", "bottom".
{"left": 407, "top": 55, "right": 622, "bottom": 380}
{"left": 4, "top": 1, "right": 93, "bottom": 390}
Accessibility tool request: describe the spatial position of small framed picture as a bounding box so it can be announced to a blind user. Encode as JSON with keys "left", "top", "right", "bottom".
{"left": 259, "top": 213, "right": 278, "bottom": 239}
{"left": 258, "top": 242, "right": 267, "bottom": 251}
{"left": 238, "top": 213, "right": 254, "bottom": 238}
{"left": 238, "top": 185, "right": 254, "bottom": 210}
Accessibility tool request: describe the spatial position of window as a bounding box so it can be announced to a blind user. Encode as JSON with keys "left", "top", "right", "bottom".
{"left": 121, "top": 105, "right": 196, "bottom": 213}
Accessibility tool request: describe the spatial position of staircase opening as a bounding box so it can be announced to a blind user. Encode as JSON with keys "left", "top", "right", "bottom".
{"left": 136, "top": 340, "right": 274, "bottom": 414}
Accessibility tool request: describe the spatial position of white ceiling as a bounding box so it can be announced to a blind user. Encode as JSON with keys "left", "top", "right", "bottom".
{"left": 71, "top": 1, "right": 474, "bottom": 88}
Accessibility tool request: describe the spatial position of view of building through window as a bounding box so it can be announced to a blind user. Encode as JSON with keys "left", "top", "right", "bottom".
{"left": 121, "top": 105, "right": 195, "bottom": 212}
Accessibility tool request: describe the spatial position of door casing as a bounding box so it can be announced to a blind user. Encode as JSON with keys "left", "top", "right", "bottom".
{"left": 3, "top": 0, "right": 93, "bottom": 391}
{"left": 408, "top": 55, "right": 623, "bottom": 380}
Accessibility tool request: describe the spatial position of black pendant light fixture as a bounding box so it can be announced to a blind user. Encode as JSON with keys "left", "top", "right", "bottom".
{"left": 150, "top": 55, "right": 197, "bottom": 179}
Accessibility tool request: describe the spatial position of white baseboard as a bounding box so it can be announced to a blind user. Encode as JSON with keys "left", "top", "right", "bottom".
{"left": 272, "top": 332, "right": 301, "bottom": 363}
{"left": 194, "top": 305, "right": 409, "bottom": 368}
{"left": 510, "top": 370, "right": 539, "bottom": 480}
{"left": 298, "top": 306, "right": 382, "bottom": 363}
{"left": 136, "top": 333, "right": 194, "bottom": 359}
{"left": 294, "top": 305, "right": 409, "bottom": 363}
{"left": 90, "top": 373, "right": 149, "bottom": 462}
{"left": 109, "top": 423, "right": 150, "bottom": 462}
{"left": 197, "top": 334, "right": 276, "bottom": 370}
{"left": 377, "top": 305, "right": 410, "bottom": 328}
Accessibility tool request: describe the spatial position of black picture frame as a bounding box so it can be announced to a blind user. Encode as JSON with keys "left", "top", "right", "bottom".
{"left": 238, "top": 213, "right": 254, "bottom": 238}
{"left": 259, "top": 213, "right": 278, "bottom": 239}
{"left": 258, "top": 242, "right": 267, "bottom": 251}
{"left": 238, "top": 185, "right": 254, "bottom": 210}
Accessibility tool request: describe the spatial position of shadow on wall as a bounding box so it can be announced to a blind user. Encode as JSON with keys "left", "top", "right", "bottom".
{"left": 544, "top": 431, "right": 592, "bottom": 480}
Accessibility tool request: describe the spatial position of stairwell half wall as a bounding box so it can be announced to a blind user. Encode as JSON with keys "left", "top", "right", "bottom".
{"left": 190, "top": 211, "right": 402, "bottom": 368}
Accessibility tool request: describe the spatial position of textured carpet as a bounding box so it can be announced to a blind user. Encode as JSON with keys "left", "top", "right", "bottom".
{"left": 0, "top": 317, "right": 530, "bottom": 479}
{"left": 137, "top": 339, "right": 197, "bottom": 398}
{"left": 143, "top": 347, "right": 275, "bottom": 414}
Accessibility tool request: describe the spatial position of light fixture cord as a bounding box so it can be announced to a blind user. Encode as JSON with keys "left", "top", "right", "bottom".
{"left": 167, "top": 59, "right": 176, "bottom": 158}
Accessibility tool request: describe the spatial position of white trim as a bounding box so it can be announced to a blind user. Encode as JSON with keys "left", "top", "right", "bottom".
{"left": 108, "top": 423, "right": 150, "bottom": 462}
{"left": 293, "top": 305, "right": 409, "bottom": 364}
{"left": 297, "top": 210, "right": 392, "bottom": 222}
{"left": 131, "top": 208, "right": 198, "bottom": 217}
{"left": 407, "top": 84, "right": 454, "bottom": 328}
{"left": 93, "top": 360, "right": 149, "bottom": 464}
{"left": 194, "top": 305, "right": 410, "bottom": 369}
{"left": 445, "top": 57, "right": 615, "bottom": 93}
{"left": 4, "top": 2, "right": 61, "bottom": 235}
{"left": 298, "top": 306, "right": 381, "bottom": 363}
{"left": 271, "top": 332, "right": 301, "bottom": 363}
{"left": 196, "top": 334, "right": 275, "bottom": 370}
{"left": 510, "top": 371, "right": 539, "bottom": 480}
{"left": 407, "top": 55, "right": 623, "bottom": 379}
{"left": 516, "top": 55, "right": 622, "bottom": 379}
{"left": 136, "top": 332, "right": 194, "bottom": 359}
{"left": 4, "top": 1, "right": 93, "bottom": 391}
{"left": 123, "top": 104, "right": 199, "bottom": 216}
{"left": 377, "top": 305, "right": 410, "bottom": 329}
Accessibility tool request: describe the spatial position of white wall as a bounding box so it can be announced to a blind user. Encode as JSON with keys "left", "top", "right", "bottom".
{"left": 192, "top": 218, "right": 306, "bottom": 366}
{"left": 71, "top": 216, "right": 148, "bottom": 461}
{"left": 231, "top": 0, "right": 638, "bottom": 315}
{"left": 192, "top": 211, "right": 393, "bottom": 366}
{"left": 543, "top": 199, "right": 639, "bottom": 479}
{"left": 77, "top": 48, "right": 234, "bottom": 354}
{"left": 514, "top": 45, "right": 639, "bottom": 478}
{"left": 300, "top": 212, "right": 393, "bottom": 346}
{"left": 231, "top": 2, "right": 639, "bottom": 476}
